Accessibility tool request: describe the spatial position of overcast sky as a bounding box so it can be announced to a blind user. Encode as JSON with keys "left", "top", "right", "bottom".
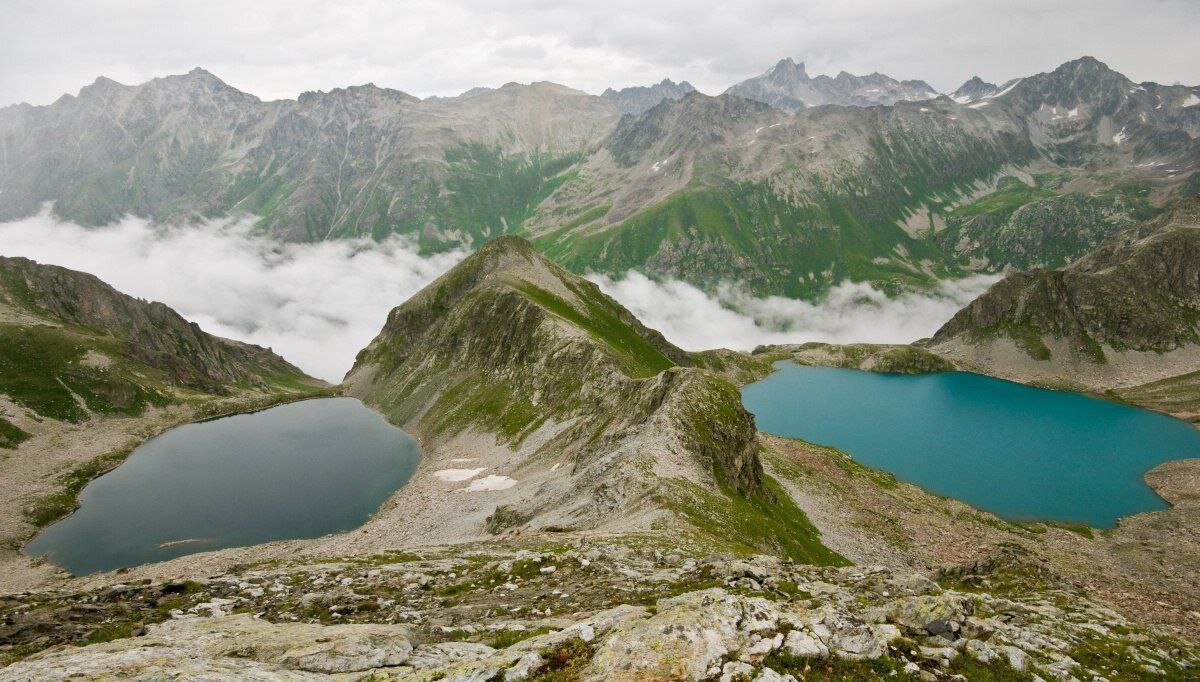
{"left": 2, "top": 0, "right": 1198, "bottom": 107}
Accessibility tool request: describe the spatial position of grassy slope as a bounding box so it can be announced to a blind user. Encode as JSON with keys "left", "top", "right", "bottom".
{"left": 0, "top": 323, "right": 170, "bottom": 423}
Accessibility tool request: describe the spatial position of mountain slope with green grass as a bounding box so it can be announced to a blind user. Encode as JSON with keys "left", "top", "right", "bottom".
{"left": 344, "top": 235, "right": 838, "bottom": 562}
{"left": 931, "top": 196, "right": 1200, "bottom": 398}
{"left": 0, "top": 255, "right": 318, "bottom": 426}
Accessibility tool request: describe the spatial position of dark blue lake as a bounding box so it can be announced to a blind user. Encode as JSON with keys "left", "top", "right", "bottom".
{"left": 741, "top": 363, "right": 1200, "bottom": 528}
{"left": 26, "top": 397, "right": 419, "bottom": 575}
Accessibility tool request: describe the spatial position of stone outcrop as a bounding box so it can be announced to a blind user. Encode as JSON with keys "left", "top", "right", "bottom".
{"left": 3, "top": 546, "right": 1194, "bottom": 679}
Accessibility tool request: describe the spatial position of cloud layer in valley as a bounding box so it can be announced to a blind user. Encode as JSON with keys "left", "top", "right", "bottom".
{"left": 589, "top": 271, "right": 999, "bottom": 352}
{"left": 2, "top": 0, "right": 1197, "bottom": 108}
{"left": 0, "top": 212, "right": 996, "bottom": 380}
{"left": 0, "top": 213, "right": 465, "bottom": 383}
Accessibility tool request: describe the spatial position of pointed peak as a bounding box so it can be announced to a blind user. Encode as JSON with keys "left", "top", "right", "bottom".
{"left": 771, "top": 57, "right": 807, "bottom": 78}
{"left": 1055, "top": 55, "right": 1114, "bottom": 75}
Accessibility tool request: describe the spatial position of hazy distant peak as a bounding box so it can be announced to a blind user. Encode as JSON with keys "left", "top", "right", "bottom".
{"left": 602, "top": 78, "right": 698, "bottom": 114}
{"left": 727, "top": 56, "right": 939, "bottom": 112}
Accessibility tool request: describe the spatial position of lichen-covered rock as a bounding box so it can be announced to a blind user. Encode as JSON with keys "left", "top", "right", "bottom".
{"left": 586, "top": 588, "right": 775, "bottom": 681}
{"left": 887, "top": 593, "right": 974, "bottom": 637}
{"left": 0, "top": 614, "right": 413, "bottom": 680}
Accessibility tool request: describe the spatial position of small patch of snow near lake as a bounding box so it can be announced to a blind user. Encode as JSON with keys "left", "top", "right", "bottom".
{"left": 434, "top": 468, "right": 486, "bottom": 482}
{"left": 459, "top": 475, "right": 518, "bottom": 492}
{"left": 1183, "top": 93, "right": 1200, "bottom": 107}
{"left": 448, "top": 458, "right": 477, "bottom": 463}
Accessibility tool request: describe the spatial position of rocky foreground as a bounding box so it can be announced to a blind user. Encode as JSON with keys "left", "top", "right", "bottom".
{"left": 2, "top": 541, "right": 1195, "bottom": 681}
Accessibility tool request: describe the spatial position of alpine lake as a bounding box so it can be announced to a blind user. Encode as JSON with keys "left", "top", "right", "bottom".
{"left": 742, "top": 363, "right": 1200, "bottom": 529}
{"left": 26, "top": 397, "right": 419, "bottom": 575}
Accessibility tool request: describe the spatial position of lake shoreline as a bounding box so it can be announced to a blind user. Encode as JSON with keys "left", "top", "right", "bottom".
{"left": 24, "top": 395, "right": 418, "bottom": 576}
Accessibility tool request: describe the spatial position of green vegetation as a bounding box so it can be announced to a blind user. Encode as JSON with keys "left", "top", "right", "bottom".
{"left": 938, "top": 175, "right": 1160, "bottom": 270}
{"left": 538, "top": 180, "right": 954, "bottom": 299}
{"left": 487, "top": 626, "right": 554, "bottom": 649}
{"left": 423, "top": 375, "right": 549, "bottom": 443}
{"left": 662, "top": 475, "right": 849, "bottom": 566}
{"left": 515, "top": 280, "right": 675, "bottom": 378}
{"left": 80, "top": 622, "right": 143, "bottom": 647}
{"left": 557, "top": 204, "right": 610, "bottom": 232}
{"left": 24, "top": 446, "right": 133, "bottom": 528}
{"left": 1114, "top": 369, "right": 1200, "bottom": 418}
{"left": 764, "top": 645, "right": 1038, "bottom": 680}
{"left": 0, "top": 417, "right": 30, "bottom": 449}
{"left": 0, "top": 324, "right": 168, "bottom": 422}
{"left": 526, "top": 637, "right": 593, "bottom": 682}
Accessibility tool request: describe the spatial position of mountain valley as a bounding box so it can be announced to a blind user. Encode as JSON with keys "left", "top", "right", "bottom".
{"left": 1, "top": 52, "right": 1199, "bottom": 681}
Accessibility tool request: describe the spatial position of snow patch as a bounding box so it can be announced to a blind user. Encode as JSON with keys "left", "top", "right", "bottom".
{"left": 1067, "top": 107, "right": 1080, "bottom": 119}
{"left": 459, "top": 475, "right": 518, "bottom": 492}
{"left": 434, "top": 468, "right": 486, "bottom": 482}
{"left": 988, "top": 78, "right": 1022, "bottom": 98}
{"left": 1112, "top": 128, "right": 1128, "bottom": 145}
{"left": 1183, "top": 94, "right": 1200, "bottom": 107}
{"left": 968, "top": 101, "right": 989, "bottom": 109}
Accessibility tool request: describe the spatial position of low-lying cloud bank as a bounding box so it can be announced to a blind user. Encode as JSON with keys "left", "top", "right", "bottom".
{"left": 589, "top": 271, "right": 1000, "bottom": 352}
{"left": 0, "top": 212, "right": 465, "bottom": 382}
{"left": 0, "top": 212, "right": 997, "bottom": 381}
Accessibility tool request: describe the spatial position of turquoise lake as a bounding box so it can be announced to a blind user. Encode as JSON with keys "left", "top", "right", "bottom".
{"left": 741, "top": 363, "right": 1200, "bottom": 528}
{"left": 26, "top": 397, "right": 420, "bottom": 575}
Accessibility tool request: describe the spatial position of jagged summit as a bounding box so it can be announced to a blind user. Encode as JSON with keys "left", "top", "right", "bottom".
{"left": 601, "top": 78, "right": 697, "bottom": 115}
{"left": 726, "top": 57, "right": 939, "bottom": 112}
{"left": 951, "top": 75, "right": 998, "bottom": 103}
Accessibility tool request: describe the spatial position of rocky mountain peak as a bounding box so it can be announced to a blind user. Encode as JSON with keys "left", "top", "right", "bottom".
{"left": 727, "top": 57, "right": 938, "bottom": 112}
{"left": 771, "top": 57, "right": 807, "bottom": 78}
{"left": 601, "top": 78, "right": 698, "bottom": 115}
{"left": 951, "top": 75, "right": 1000, "bottom": 103}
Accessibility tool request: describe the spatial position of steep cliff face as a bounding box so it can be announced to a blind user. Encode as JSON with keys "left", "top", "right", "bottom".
{"left": 931, "top": 197, "right": 1200, "bottom": 387}
{"left": 344, "top": 236, "right": 784, "bottom": 541}
{"left": 0, "top": 256, "right": 317, "bottom": 424}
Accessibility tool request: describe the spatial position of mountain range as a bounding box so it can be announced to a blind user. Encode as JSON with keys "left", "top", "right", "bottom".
{"left": 1, "top": 56, "right": 1196, "bottom": 298}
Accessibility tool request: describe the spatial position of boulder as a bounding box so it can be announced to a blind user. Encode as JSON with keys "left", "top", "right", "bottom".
{"left": 888, "top": 594, "right": 973, "bottom": 636}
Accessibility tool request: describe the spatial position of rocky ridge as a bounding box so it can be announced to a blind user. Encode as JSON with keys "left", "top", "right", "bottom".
{"left": 528, "top": 57, "right": 1199, "bottom": 296}
{"left": 931, "top": 196, "right": 1200, "bottom": 392}
{"left": 341, "top": 236, "right": 833, "bottom": 559}
{"left": 1, "top": 543, "right": 1194, "bottom": 680}
{"left": 601, "top": 78, "right": 697, "bottom": 115}
{"left": 2, "top": 57, "right": 1196, "bottom": 299}
{"left": 725, "top": 58, "right": 939, "bottom": 112}
{"left": 0, "top": 255, "right": 308, "bottom": 398}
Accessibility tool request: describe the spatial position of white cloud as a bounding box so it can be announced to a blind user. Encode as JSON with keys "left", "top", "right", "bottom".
{"left": 1, "top": 0, "right": 1197, "bottom": 107}
{"left": 0, "top": 212, "right": 464, "bottom": 382}
{"left": 589, "top": 270, "right": 1000, "bottom": 352}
